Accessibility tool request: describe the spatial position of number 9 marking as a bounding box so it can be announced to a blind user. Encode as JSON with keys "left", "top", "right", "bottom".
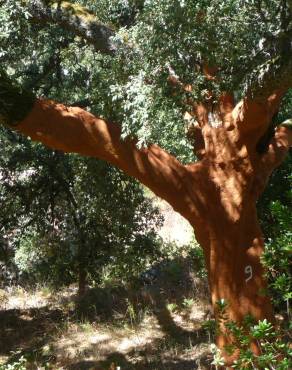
{"left": 245, "top": 265, "right": 253, "bottom": 283}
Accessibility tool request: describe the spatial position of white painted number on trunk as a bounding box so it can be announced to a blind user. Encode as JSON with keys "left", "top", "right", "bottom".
{"left": 245, "top": 265, "right": 253, "bottom": 283}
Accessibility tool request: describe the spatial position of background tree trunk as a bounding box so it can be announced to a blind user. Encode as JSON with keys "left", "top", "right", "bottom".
{"left": 76, "top": 227, "right": 88, "bottom": 297}
{"left": 78, "top": 261, "right": 87, "bottom": 297}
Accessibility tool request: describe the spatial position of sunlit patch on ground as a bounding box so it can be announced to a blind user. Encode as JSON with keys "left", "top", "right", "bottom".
{"left": 0, "top": 285, "right": 212, "bottom": 369}
{"left": 53, "top": 315, "right": 164, "bottom": 365}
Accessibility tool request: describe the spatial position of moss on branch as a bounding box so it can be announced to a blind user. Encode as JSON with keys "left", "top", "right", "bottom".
{"left": 26, "top": 0, "right": 116, "bottom": 54}
{"left": 49, "top": 1, "right": 96, "bottom": 22}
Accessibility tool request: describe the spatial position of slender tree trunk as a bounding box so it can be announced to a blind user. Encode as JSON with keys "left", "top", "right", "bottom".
{"left": 78, "top": 260, "right": 87, "bottom": 297}
{"left": 76, "top": 227, "right": 88, "bottom": 297}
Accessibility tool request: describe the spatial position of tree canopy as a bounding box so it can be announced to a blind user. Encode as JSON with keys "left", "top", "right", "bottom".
{"left": 0, "top": 1, "right": 292, "bottom": 365}
{"left": 1, "top": 0, "right": 292, "bottom": 160}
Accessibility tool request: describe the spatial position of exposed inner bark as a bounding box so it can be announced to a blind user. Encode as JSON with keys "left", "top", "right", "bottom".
{"left": 2, "top": 90, "right": 291, "bottom": 364}
{"left": 2, "top": 1, "right": 292, "bottom": 364}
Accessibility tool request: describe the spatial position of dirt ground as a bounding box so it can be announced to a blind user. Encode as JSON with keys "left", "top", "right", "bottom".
{"left": 0, "top": 274, "right": 213, "bottom": 370}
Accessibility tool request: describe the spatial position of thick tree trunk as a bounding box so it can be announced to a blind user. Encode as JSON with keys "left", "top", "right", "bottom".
{"left": 182, "top": 101, "right": 292, "bottom": 363}
{"left": 207, "top": 208, "right": 273, "bottom": 324}
{"left": 182, "top": 159, "right": 274, "bottom": 363}
{"left": 2, "top": 91, "right": 291, "bottom": 365}
{"left": 197, "top": 201, "right": 273, "bottom": 315}
{"left": 195, "top": 203, "right": 274, "bottom": 363}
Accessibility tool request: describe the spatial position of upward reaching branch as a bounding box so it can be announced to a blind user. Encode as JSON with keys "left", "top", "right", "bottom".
{"left": 245, "top": 54, "right": 292, "bottom": 101}
{"left": 261, "top": 120, "right": 292, "bottom": 173}
{"left": 234, "top": 55, "right": 292, "bottom": 138}
{"left": 26, "top": 0, "right": 116, "bottom": 54}
{"left": 246, "top": 0, "right": 292, "bottom": 101}
{"left": 236, "top": 5, "right": 292, "bottom": 135}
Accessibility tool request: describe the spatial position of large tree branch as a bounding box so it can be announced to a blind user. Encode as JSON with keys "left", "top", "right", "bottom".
{"left": 252, "top": 120, "right": 292, "bottom": 198}
{"left": 235, "top": 10, "right": 292, "bottom": 135}
{"left": 261, "top": 120, "right": 292, "bottom": 173}
{"left": 26, "top": 0, "right": 116, "bottom": 54}
{"left": 233, "top": 87, "right": 285, "bottom": 143}
{"left": 4, "top": 98, "right": 189, "bottom": 216}
{"left": 233, "top": 57, "right": 292, "bottom": 141}
{"left": 0, "top": 71, "right": 200, "bottom": 221}
{"left": 245, "top": 55, "right": 292, "bottom": 101}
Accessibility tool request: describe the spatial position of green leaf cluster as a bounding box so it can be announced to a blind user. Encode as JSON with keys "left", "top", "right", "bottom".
{"left": 0, "top": 0, "right": 289, "bottom": 160}
{"left": 209, "top": 302, "right": 292, "bottom": 369}
{"left": 0, "top": 127, "right": 163, "bottom": 286}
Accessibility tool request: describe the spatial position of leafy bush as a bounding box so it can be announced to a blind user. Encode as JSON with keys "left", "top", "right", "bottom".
{"left": 258, "top": 155, "right": 292, "bottom": 313}
{"left": 0, "top": 356, "right": 27, "bottom": 370}
{"left": 209, "top": 301, "right": 292, "bottom": 369}
{"left": 0, "top": 129, "right": 163, "bottom": 288}
{"left": 261, "top": 201, "right": 292, "bottom": 314}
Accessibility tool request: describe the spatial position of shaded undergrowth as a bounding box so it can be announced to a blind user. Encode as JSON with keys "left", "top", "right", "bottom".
{"left": 0, "top": 258, "right": 212, "bottom": 369}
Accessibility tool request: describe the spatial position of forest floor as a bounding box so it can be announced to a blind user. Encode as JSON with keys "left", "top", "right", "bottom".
{"left": 0, "top": 196, "right": 214, "bottom": 369}
{"left": 0, "top": 266, "right": 213, "bottom": 370}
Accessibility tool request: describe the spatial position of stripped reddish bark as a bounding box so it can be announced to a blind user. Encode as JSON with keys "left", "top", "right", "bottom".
{"left": 1, "top": 1, "right": 292, "bottom": 365}
{"left": 12, "top": 92, "right": 292, "bottom": 364}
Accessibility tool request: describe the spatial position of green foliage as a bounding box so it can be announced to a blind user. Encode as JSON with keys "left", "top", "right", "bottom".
{"left": 228, "top": 319, "right": 291, "bottom": 369}
{"left": 166, "top": 302, "right": 178, "bottom": 313}
{"left": 0, "top": 69, "right": 35, "bottom": 126}
{"left": 210, "top": 302, "right": 292, "bottom": 369}
{"left": 160, "top": 238, "right": 207, "bottom": 278}
{"left": 0, "top": 0, "right": 289, "bottom": 161}
{"left": 261, "top": 209, "right": 292, "bottom": 311}
{"left": 257, "top": 154, "right": 292, "bottom": 312}
{"left": 0, "top": 127, "right": 163, "bottom": 287}
{"left": 182, "top": 297, "right": 195, "bottom": 309}
{"left": 0, "top": 356, "right": 27, "bottom": 370}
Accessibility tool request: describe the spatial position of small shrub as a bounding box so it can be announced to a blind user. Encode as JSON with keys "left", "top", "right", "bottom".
{"left": 182, "top": 297, "right": 195, "bottom": 309}
{"left": 210, "top": 301, "right": 292, "bottom": 369}
{"left": 166, "top": 302, "right": 179, "bottom": 313}
{"left": 0, "top": 356, "right": 27, "bottom": 370}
